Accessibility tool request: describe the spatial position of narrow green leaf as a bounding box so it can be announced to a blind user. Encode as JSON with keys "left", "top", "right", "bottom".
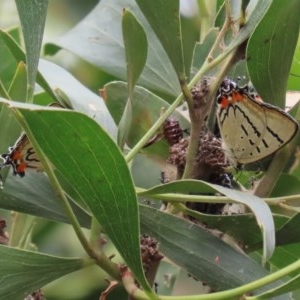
{"left": 140, "top": 179, "right": 275, "bottom": 263}
{"left": 5, "top": 102, "right": 152, "bottom": 293}
{"left": 15, "top": 0, "right": 49, "bottom": 100}
{"left": 247, "top": 0, "right": 300, "bottom": 107}
{"left": 136, "top": 0, "right": 185, "bottom": 78}
{"left": 0, "top": 245, "right": 87, "bottom": 299}
{"left": 117, "top": 98, "right": 133, "bottom": 148}
{"left": 122, "top": 9, "right": 148, "bottom": 94}
{"left": 118, "top": 10, "right": 148, "bottom": 148}
{"left": 8, "top": 62, "right": 27, "bottom": 100}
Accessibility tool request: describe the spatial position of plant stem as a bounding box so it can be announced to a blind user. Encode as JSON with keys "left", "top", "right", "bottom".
{"left": 89, "top": 215, "right": 102, "bottom": 249}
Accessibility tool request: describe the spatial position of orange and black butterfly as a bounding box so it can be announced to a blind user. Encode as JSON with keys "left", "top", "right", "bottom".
{"left": 0, "top": 133, "right": 43, "bottom": 177}
{"left": 0, "top": 102, "right": 64, "bottom": 177}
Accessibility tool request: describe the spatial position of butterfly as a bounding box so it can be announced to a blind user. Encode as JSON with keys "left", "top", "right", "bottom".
{"left": 0, "top": 132, "right": 43, "bottom": 177}
{"left": 216, "top": 79, "right": 299, "bottom": 165}
{"left": 0, "top": 102, "right": 64, "bottom": 178}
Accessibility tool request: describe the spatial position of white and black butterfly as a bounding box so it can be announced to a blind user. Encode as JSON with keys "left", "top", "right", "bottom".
{"left": 216, "top": 80, "right": 299, "bottom": 165}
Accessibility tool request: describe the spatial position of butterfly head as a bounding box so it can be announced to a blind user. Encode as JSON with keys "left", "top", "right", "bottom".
{"left": 216, "top": 79, "right": 248, "bottom": 109}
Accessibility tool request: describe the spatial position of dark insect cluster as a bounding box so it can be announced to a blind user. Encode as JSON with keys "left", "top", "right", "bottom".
{"left": 190, "top": 78, "right": 210, "bottom": 109}
{"left": 163, "top": 117, "right": 184, "bottom": 146}
{"left": 167, "top": 138, "right": 189, "bottom": 172}
{"left": 196, "top": 130, "right": 228, "bottom": 171}
{"left": 0, "top": 218, "right": 8, "bottom": 245}
{"left": 140, "top": 235, "right": 163, "bottom": 276}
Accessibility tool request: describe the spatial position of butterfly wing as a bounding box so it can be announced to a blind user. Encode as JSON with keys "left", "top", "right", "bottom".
{"left": 258, "top": 102, "right": 298, "bottom": 155}
{"left": 218, "top": 92, "right": 298, "bottom": 165}
{"left": 0, "top": 133, "right": 42, "bottom": 177}
{"left": 15, "top": 133, "right": 42, "bottom": 171}
{"left": 218, "top": 96, "right": 268, "bottom": 164}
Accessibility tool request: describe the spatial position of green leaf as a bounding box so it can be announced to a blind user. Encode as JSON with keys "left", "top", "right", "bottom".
{"left": 0, "top": 27, "right": 20, "bottom": 92}
{"left": 122, "top": 9, "right": 148, "bottom": 94}
{"left": 271, "top": 243, "right": 300, "bottom": 270}
{"left": 136, "top": 0, "right": 185, "bottom": 78}
{"left": 276, "top": 214, "right": 300, "bottom": 246}
{"left": 191, "top": 28, "right": 219, "bottom": 78}
{"left": 247, "top": 0, "right": 300, "bottom": 108}
{"left": 140, "top": 180, "right": 275, "bottom": 263}
{"left": 118, "top": 9, "right": 148, "bottom": 147}
{"left": 0, "top": 28, "right": 57, "bottom": 101}
{"left": 0, "top": 245, "right": 87, "bottom": 299}
{"left": 38, "top": 60, "right": 117, "bottom": 139}
{"left": 5, "top": 102, "right": 152, "bottom": 293}
{"left": 8, "top": 62, "right": 28, "bottom": 101}
{"left": 140, "top": 205, "right": 281, "bottom": 293}
{"left": 117, "top": 98, "right": 133, "bottom": 148}
{"left": 180, "top": 13, "right": 201, "bottom": 80}
{"left": 270, "top": 174, "right": 300, "bottom": 197}
{"left": 288, "top": 37, "right": 300, "bottom": 91}
{"left": 255, "top": 273, "right": 300, "bottom": 299}
{"left": 15, "top": 0, "right": 49, "bottom": 100}
{"left": 44, "top": 0, "right": 180, "bottom": 98}
{"left": 0, "top": 172, "right": 91, "bottom": 228}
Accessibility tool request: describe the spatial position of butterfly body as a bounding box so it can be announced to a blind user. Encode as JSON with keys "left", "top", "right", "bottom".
{"left": 216, "top": 80, "right": 299, "bottom": 165}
